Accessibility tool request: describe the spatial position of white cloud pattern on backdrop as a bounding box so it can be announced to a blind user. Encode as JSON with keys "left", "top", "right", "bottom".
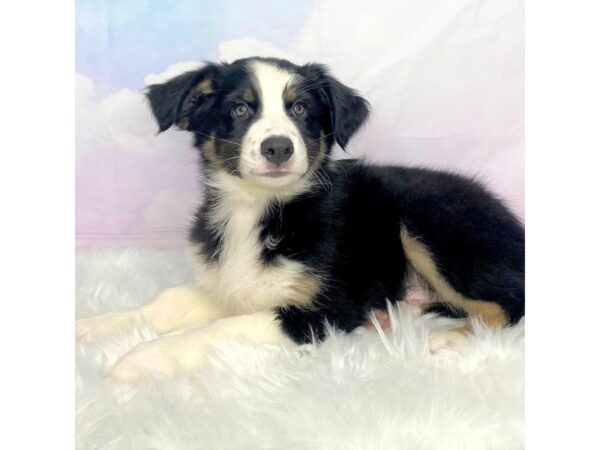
{"left": 76, "top": 0, "right": 523, "bottom": 247}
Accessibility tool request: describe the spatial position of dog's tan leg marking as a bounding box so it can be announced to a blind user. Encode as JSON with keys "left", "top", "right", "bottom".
{"left": 400, "top": 228, "right": 507, "bottom": 351}
{"left": 76, "top": 284, "right": 228, "bottom": 343}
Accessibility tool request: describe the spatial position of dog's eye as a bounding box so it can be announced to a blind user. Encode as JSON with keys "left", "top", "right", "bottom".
{"left": 290, "top": 102, "right": 307, "bottom": 118}
{"left": 231, "top": 103, "right": 249, "bottom": 118}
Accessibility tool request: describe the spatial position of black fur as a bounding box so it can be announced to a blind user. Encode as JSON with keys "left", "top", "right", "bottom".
{"left": 147, "top": 57, "right": 524, "bottom": 345}
{"left": 270, "top": 162, "right": 524, "bottom": 342}
{"left": 297, "top": 63, "right": 370, "bottom": 149}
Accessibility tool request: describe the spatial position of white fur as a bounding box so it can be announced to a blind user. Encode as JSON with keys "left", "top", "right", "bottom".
{"left": 76, "top": 249, "right": 524, "bottom": 449}
{"left": 239, "top": 61, "right": 309, "bottom": 187}
{"left": 197, "top": 171, "right": 313, "bottom": 314}
{"left": 108, "top": 310, "right": 294, "bottom": 382}
{"left": 140, "top": 284, "right": 228, "bottom": 333}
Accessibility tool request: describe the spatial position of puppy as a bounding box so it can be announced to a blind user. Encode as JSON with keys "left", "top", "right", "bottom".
{"left": 76, "top": 57, "right": 524, "bottom": 382}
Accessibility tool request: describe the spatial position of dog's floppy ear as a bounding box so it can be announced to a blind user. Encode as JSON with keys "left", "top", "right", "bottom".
{"left": 304, "top": 64, "right": 370, "bottom": 149}
{"left": 145, "top": 64, "right": 218, "bottom": 132}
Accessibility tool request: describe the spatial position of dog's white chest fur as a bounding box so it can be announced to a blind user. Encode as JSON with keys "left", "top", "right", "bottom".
{"left": 193, "top": 181, "right": 318, "bottom": 314}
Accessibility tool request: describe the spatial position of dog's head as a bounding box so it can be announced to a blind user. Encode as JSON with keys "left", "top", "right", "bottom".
{"left": 146, "top": 57, "right": 369, "bottom": 192}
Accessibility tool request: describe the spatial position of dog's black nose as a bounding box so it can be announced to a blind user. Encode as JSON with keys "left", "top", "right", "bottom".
{"left": 260, "top": 136, "right": 294, "bottom": 165}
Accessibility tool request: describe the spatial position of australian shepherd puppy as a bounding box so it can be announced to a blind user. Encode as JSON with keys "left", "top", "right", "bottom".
{"left": 76, "top": 57, "right": 524, "bottom": 382}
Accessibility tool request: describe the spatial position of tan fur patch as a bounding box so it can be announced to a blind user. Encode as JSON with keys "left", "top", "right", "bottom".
{"left": 284, "top": 84, "right": 297, "bottom": 103}
{"left": 200, "top": 135, "right": 223, "bottom": 169}
{"left": 400, "top": 228, "right": 507, "bottom": 332}
{"left": 446, "top": 323, "right": 473, "bottom": 336}
{"left": 306, "top": 133, "right": 328, "bottom": 174}
{"left": 178, "top": 117, "right": 190, "bottom": 130}
{"left": 177, "top": 78, "right": 214, "bottom": 129}
{"left": 243, "top": 88, "right": 255, "bottom": 103}
{"left": 286, "top": 273, "right": 321, "bottom": 307}
{"left": 196, "top": 78, "right": 213, "bottom": 94}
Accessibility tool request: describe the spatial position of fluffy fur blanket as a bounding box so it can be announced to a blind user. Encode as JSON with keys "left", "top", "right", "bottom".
{"left": 75, "top": 249, "right": 524, "bottom": 450}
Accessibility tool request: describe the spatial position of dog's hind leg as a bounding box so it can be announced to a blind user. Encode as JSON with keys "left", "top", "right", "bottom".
{"left": 76, "top": 284, "right": 227, "bottom": 343}
{"left": 400, "top": 228, "right": 512, "bottom": 351}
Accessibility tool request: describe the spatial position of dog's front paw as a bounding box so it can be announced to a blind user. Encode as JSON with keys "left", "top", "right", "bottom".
{"left": 108, "top": 340, "right": 178, "bottom": 383}
{"left": 76, "top": 311, "right": 141, "bottom": 343}
{"left": 107, "top": 332, "right": 203, "bottom": 383}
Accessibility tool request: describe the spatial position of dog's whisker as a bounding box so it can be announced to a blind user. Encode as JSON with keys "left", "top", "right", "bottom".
{"left": 317, "top": 166, "right": 332, "bottom": 188}
{"left": 307, "top": 132, "right": 335, "bottom": 145}
{"left": 310, "top": 167, "right": 332, "bottom": 193}
{"left": 190, "top": 131, "right": 242, "bottom": 147}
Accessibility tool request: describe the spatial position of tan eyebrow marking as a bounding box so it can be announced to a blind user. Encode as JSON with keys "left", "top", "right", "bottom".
{"left": 243, "top": 87, "right": 255, "bottom": 103}
{"left": 284, "top": 83, "right": 298, "bottom": 103}
{"left": 196, "top": 78, "right": 213, "bottom": 94}
{"left": 178, "top": 77, "right": 214, "bottom": 129}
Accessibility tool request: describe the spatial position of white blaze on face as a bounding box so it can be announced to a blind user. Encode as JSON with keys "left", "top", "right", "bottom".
{"left": 239, "top": 61, "right": 309, "bottom": 186}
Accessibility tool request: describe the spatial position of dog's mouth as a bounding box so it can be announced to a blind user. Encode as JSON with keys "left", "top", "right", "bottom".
{"left": 252, "top": 170, "right": 296, "bottom": 178}
{"left": 259, "top": 171, "right": 293, "bottom": 178}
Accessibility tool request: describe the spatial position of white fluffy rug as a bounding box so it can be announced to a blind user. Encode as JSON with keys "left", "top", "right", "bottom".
{"left": 75, "top": 249, "right": 524, "bottom": 450}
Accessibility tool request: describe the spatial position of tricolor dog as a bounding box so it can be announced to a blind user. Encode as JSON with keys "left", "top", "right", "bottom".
{"left": 76, "top": 57, "right": 524, "bottom": 382}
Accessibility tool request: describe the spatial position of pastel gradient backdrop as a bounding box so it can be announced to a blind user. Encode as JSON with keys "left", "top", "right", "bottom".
{"left": 76, "top": 0, "right": 524, "bottom": 248}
